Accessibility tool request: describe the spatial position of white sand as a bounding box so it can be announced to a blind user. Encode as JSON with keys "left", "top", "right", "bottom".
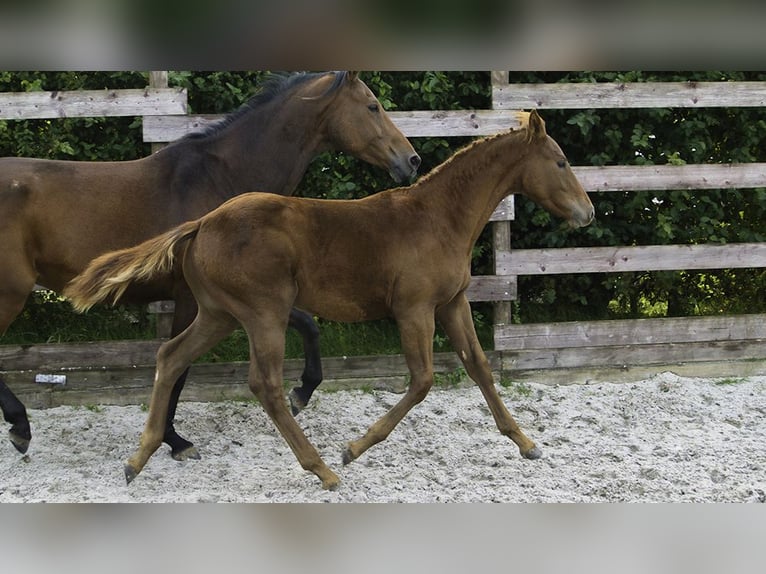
{"left": 1, "top": 372, "right": 764, "bottom": 502}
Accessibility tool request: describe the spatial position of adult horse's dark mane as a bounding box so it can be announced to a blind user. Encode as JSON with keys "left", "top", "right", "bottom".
{"left": 179, "top": 71, "right": 348, "bottom": 143}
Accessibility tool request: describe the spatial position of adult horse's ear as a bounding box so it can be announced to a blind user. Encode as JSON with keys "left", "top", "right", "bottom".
{"left": 527, "top": 109, "right": 547, "bottom": 142}
{"left": 346, "top": 71, "right": 359, "bottom": 83}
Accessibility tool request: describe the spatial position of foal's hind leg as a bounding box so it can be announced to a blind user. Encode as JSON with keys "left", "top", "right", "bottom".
{"left": 286, "top": 308, "right": 323, "bottom": 415}
{"left": 124, "top": 309, "right": 236, "bottom": 483}
{"left": 343, "top": 310, "right": 436, "bottom": 465}
{"left": 436, "top": 295, "right": 540, "bottom": 459}
{"left": 244, "top": 314, "right": 339, "bottom": 490}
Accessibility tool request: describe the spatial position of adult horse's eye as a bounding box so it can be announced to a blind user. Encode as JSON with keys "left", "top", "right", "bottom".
{"left": 368, "top": 103, "right": 379, "bottom": 112}
{"left": 557, "top": 159, "right": 567, "bottom": 168}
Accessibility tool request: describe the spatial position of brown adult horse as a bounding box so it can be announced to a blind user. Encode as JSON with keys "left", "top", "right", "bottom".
{"left": 65, "top": 110, "right": 593, "bottom": 490}
{"left": 0, "top": 71, "right": 420, "bottom": 459}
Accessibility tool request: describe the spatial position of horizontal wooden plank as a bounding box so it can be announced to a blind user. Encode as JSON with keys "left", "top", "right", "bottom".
{"left": 493, "top": 81, "right": 766, "bottom": 109}
{"left": 142, "top": 109, "right": 526, "bottom": 143}
{"left": 0, "top": 340, "right": 162, "bottom": 371}
{"left": 502, "top": 339, "right": 766, "bottom": 374}
{"left": 2, "top": 350, "right": 503, "bottom": 409}
{"left": 497, "top": 243, "right": 766, "bottom": 276}
{"left": 495, "top": 314, "right": 766, "bottom": 351}
{"left": 572, "top": 163, "right": 766, "bottom": 191}
{"left": 0, "top": 88, "right": 187, "bottom": 120}
{"left": 465, "top": 275, "right": 517, "bottom": 302}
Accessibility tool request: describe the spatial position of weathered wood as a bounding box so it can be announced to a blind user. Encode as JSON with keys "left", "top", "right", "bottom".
{"left": 465, "top": 275, "right": 517, "bottom": 302}
{"left": 503, "top": 339, "right": 766, "bottom": 373}
{"left": 142, "top": 110, "right": 527, "bottom": 142}
{"left": 495, "top": 314, "right": 766, "bottom": 350}
{"left": 0, "top": 340, "right": 162, "bottom": 371}
{"left": 493, "top": 81, "right": 766, "bottom": 109}
{"left": 2, "top": 350, "right": 503, "bottom": 409}
{"left": 507, "top": 355, "right": 766, "bottom": 386}
{"left": 573, "top": 163, "right": 766, "bottom": 191}
{"left": 496, "top": 243, "right": 766, "bottom": 276}
{"left": 0, "top": 88, "right": 187, "bottom": 120}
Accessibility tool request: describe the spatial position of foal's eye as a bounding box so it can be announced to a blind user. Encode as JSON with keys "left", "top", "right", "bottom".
{"left": 557, "top": 159, "right": 567, "bottom": 168}
{"left": 368, "top": 103, "right": 379, "bottom": 112}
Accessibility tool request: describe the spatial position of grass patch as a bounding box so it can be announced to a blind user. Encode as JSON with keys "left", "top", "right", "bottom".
{"left": 499, "top": 376, "right": 533, "bottom": 397}
{"left": 714, "top": 377, "right": 745, "bottom": 386}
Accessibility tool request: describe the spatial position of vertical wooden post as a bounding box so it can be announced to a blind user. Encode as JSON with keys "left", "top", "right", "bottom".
{"left": 490, "top": 71, "right": 513, "bottom": 333}
{"left": 147, "top": 71, "right": 175, "bottom": 338}
{"left": 148, "top": 71, "right": 169, "bottom": 156}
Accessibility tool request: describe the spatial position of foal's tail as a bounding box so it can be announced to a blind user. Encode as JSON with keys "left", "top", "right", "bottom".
{"left": 64, "top": 219, "right": 202, "bottom": 312}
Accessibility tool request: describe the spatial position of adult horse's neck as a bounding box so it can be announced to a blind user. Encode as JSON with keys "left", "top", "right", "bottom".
{"left": 208, "top": 90, "right": 334, "bottom": 196}
{"left": 161, "top": 76, "right": 337, "bottom": 200}
{"left": 413, "top": 130, "right": 526, "bottom": 248}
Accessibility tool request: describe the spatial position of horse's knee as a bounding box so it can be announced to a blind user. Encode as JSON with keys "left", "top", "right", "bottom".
{"left": 408, "top": 375, "right": 433, "bottom": 403}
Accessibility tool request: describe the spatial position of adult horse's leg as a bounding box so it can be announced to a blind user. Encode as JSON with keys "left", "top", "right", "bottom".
{"left": 0, "top": 379, "right": 30, "bottom": 454}
{"left": 162, "top": 287, "right": 202, "bottom": 461}
{"left": 125, "top": 308, "right": 236, "bottom": 483}
{"left": 286, "top": 308, "right": 323, "bottom": 415}
{"left": 0, "top": 275, "right": 36, "bottom": 454}
{"left": 435, "top": 294, "right": 541, "bottom": 459}
{"left": 342, "top": 309, "right": 436, "bottom": 465}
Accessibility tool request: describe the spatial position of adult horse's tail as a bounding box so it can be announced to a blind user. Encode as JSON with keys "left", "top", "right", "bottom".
{"left": 64, "top": 220, "right": 201, "bottom": 311}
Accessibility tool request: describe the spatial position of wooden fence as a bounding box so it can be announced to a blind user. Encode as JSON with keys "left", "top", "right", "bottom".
{"left": 1, "top": 71, "right": 765, "bottom": 409}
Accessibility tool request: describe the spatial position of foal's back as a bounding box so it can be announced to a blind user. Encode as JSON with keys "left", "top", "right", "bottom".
{"left": 183, "top": 190, "right": 468, "bottom": 324}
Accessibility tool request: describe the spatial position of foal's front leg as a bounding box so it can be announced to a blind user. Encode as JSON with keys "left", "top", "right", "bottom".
{"left": 436, "top": 295, "right": 541, "bottom": 459}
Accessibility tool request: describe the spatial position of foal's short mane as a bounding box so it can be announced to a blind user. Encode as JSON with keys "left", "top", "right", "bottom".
{"left": 415, "top": 126, "right": 526, "bottom": 187}
{"left": 180, "top": 71, "right": 348, "bottom": 142}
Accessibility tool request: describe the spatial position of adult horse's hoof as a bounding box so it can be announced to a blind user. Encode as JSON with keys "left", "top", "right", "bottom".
{"left": 124, "top": 464, "right": 139, "bottom": 485}
{"left": 9, "top": 428, "right": 30, "bottom": 454}
{"left": 171, "top": 445, "right": 201, "bottom": 461}
{"left": 288, "top": 388, "right": 307, "bottom": 416}
{"left": 523, "top": 446, "right": 543, "bottom": 460}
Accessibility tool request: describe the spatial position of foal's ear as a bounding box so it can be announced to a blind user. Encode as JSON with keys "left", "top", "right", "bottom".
{"left": 346, "top": 71, "right": 360, "bottom": 83}
{"left": 527, "top": 109, "right": 547, "bottom": 142}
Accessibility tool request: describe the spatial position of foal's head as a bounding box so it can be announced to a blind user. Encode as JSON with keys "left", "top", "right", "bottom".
{"left": 517, "top": 110, "right": 594, "bottom": 228}
{"left": 311, "top": 71, "right": 421, "bottom": 183}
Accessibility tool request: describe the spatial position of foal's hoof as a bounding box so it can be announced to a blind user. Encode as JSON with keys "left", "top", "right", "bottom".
{"left": 9, "top": 428, "right": 30, "bottom": 454}
{"left": 341, "top": 445, "right": 356, "bottom": 466}
{"left": 171, "top": 445, "right": 201, "bottom": 461}
{"left": 124, "top": 464, "right": 139, "bottom": 485}
{"left": 523, "top": 446, "right": 543, "bottom": 460}
{"left": 288, "top": 389, "right": 307, "bottom": 416}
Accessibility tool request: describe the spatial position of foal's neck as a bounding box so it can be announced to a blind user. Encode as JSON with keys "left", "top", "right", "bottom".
{"left": 416, "top": 131, "right": 526, "bottom": 247}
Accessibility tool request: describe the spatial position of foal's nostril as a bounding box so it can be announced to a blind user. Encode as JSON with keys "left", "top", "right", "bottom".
{"left": 409, "top": 154, "right": 422, "bottom": 169}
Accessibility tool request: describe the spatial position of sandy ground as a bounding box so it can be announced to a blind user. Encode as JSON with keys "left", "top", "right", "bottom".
{"left": 1, "top": 371, "right": 764, "bottom": 502}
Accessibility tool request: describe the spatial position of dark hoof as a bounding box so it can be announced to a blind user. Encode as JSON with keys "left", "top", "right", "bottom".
{"left": 171, "top": 445, "right": 201, "bottom": 461}
{"left": 288, "top": 388, "right": 307, "bottom": 416}
{"left": 341, "top": 446, "right": 355, "bottom": 466}
{"left": 9, "top": 428, "right": 30, "bottom": 454}
{"left": 124, "top": 464, "right": 139, "bottom": 485}
{"left": 523, "top": 446, "right": 543, "bottom": 460}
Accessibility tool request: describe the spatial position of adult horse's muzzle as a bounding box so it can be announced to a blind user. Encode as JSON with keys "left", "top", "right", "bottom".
{"left": 568, "top": 204, "right": 596, "bottom": 228}
{"left": 389, "top": 152, "right": 422, "bottom": 183}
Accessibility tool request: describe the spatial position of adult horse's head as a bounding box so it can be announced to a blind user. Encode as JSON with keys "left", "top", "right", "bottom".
{"left": 516, "top": 109, "right": 594, "bottom": 228}
{"left": 305, "top": 71, "right": 421, "bottom": 183}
